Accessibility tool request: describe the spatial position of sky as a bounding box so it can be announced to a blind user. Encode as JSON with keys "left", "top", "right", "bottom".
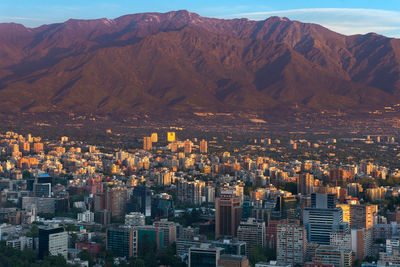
{"left": 1, "top": 0, "right": 400, "bottom": 37}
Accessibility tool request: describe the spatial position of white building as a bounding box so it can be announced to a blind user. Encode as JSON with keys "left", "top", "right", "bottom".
{"left": 77, "top": 211, "right": 94, "bottom": 223}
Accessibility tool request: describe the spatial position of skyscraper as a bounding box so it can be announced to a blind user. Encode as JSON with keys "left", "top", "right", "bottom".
{"left": 130, "top": 186, "right": 152, "bottom": 217}
{"left": 303, "top": 193, "right": 347, "bottom": 245}
{"left": 215, "top": 191, "right": 242, "bottom": 238}
{"left": 277, "top": 222, "right": 307, "bottom": 266}
{"left": 105, "top": 187, "right": 128, "bottom": 218}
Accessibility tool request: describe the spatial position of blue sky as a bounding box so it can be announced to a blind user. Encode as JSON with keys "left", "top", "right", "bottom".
{"left": 1, "top": 0, "right": 400, "bottom": 37}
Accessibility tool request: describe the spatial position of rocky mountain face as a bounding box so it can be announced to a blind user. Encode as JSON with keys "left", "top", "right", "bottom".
{"left": 0, "top": 10, "right": 399, "bottom": 116}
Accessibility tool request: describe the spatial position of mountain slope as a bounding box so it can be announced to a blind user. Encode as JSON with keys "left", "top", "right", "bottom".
{"left": 0, "top": 10, "right": 399, "bottom": 115}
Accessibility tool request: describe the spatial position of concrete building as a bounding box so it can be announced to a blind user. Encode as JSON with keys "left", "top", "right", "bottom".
{"left": 215, "top": 191, "right": 242, "bottom": 238}
{"left": 277, "top": 222, "right": 307, "bottom": 266}
{"left": 125, "top": 212, "right": 145, "bottom": 227}
{"left": 38, "top": 225, "right": 68, "bottom": 259}
{"left": 237, "top": 218, "right": 266, "bottom": 256}
{"left": 106, "top": 228, "right": 138, "bottom": 258}
{"left": 154, "top": 219, "right": 177, "bottom": 248}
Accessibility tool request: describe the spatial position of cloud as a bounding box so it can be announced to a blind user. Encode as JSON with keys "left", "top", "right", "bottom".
{"left": 228, "top": 8, "right": 400, "bottom": 38}
{"left": 0, "top": 16, "right": 46, "bottom": 22}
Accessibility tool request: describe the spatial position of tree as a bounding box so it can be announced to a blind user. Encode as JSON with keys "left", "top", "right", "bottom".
{"left": 134, "top": 259, "right": 145, "bottom": 267}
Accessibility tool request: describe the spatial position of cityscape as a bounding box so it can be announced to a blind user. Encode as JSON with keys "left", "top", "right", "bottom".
{"left": 0, "top": 129, "right": 399, "bottom": 267}
{"left": 1, "top": 1, "right": 400, "bottom": 267}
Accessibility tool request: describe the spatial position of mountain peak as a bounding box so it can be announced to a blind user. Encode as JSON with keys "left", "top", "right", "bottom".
{"left": 0, "top": 11, "right": 398, "bottom": 116}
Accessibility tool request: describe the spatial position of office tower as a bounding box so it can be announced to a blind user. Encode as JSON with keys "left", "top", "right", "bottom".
{"left": 154, "top": 219, "right": 177, "bottom": 248}
{"left": 297, "top": 172, "right": 314, "bottom": 195}
{"left": 313, "top": 245, "right": 352, "bottom": 267}
{"left": 336, "top": 204, "right": 350, "bottom": 224}
{"left": 215, "top": 192, "right": 242, "bottom": 238}
{"left": 189, "top": 243, "right": 223, "bottom": 267}
{"left": 125, "top": 212, "right": 145, "bottom": 227}
{"left": 350, "top": 204, "right": 377, "bottom": 229}
{"left": 303, "top": 193, "right": 346, "bottom": 245}
{"left": 237, "top": 218, "right": 266, "bottom": 256}
{"left": 38, "top": 225, "right": 68, "bottom": 259}
{"left": 351, "top": 228, "right": 373, "bottom": 260}
{"left": 200, "top": 139, "right": 208, "bottom": 154}
{"left": 311, "top": 193, "right": 336, "bottom": 209}
{"left": 143, "top": 136, "right": 152, "bottom": 151}
{"left": 184, "top": 139, "right": 193, "bottom": 153}
{"left": 151, "top": 133, "right": 158, "bottom": 143}
{"left": 277, "top": 222, "right": 307, "bottom": 266}
{"left": 33, "top": 183, "right": 51, "bottom": 197}
{"left": 105, "top": 187, "right": 128, "bottom": 218}
{"left": 106, "top": 228, "right": 138, "bottom": 258}
{"left": 131, "top": 186, "right": 152, "bottom": 217}
{"left": 167, "top": 132, "right": 176, "bottom": 142}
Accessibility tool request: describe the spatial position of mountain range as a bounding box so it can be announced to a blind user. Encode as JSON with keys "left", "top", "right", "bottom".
{"left": 0, "top": 10, "right": 399, "bottom": 116}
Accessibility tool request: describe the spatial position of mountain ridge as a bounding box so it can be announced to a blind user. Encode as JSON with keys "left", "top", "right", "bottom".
{"left": 0, "top": 10, "right": 399, "bottom": 116}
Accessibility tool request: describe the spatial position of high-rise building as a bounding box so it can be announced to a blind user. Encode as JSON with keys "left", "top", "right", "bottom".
{"left": 351, "top": 228, "right": 373, "bottom": 260}
{"left": 277, "top": 222, "right": 307, "bottom": 266}
{"left": 130, "top": 186, "right": 152, "bottom": 217}
{"left": 297, "top": 172, "right": 314, "bottom": 195}
{"left": 189, "top": 243, "right": 224, "bottom": 267}
{"left": 215, "top": 192, "right": 242, "bottom": 238}
{"left": 200, "top": 139, "right": 208, "bottom": 154}
{"left": 106, "top": 228, "right": 138, "bottom": 258}
{"left": 38, "top": 225, "right": 68, "bottom": 259}
{"left": 154, "top": 219, "right": 177, "bottom": 248}
{"left": 237, "top": 218, "right": 266, "bottom": 256}
{"left": 105, "top": 187, "right": 128, "bottom": 218}
{"left": 143, "top": 136, "right": 152, "bottom": 151}
{"left": 33, "top": 183, "right": 51, "bottom": 197}
{"left": 184, "top": 139, "right": 193, "bottom": 153}
{"left": 151, "top": 133, "right": 158, "bottom": 143}
{"left": 303, "top": 193, "right": 347, "bottom": 245}
{"left": 167, "top": 132, "right": 176, "bottom": 142}
{"left": 350, "top": 204, "right": 377, "bottom": 230}
{"left": 33, "top": 142, "right": 44, "bottom": 153}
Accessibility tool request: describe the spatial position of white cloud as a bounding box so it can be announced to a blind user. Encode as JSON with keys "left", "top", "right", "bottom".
{"left": 0, "top": 16, "right": 46, "bottom": 21}
{"left": 228, "top": 8, "right": 400, "bottom": 38}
